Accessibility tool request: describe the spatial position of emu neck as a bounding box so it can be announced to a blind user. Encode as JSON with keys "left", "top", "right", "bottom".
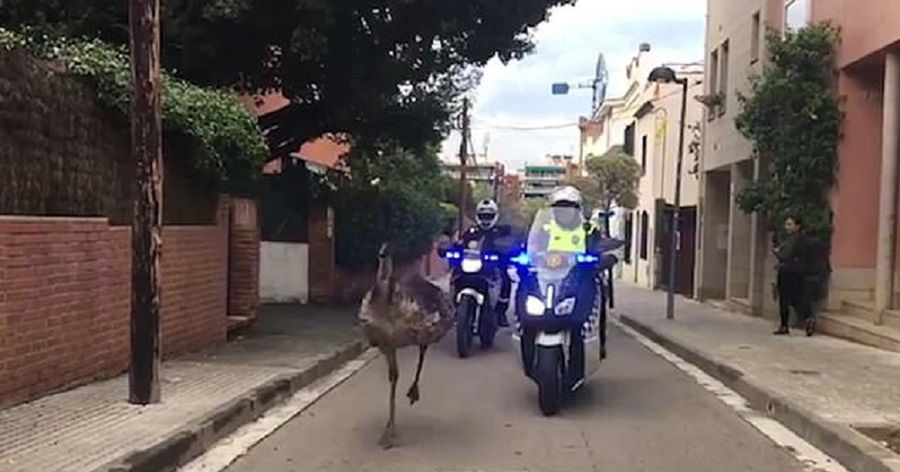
{"left": 374, "top": 254, "right": 395, "bottom": 306}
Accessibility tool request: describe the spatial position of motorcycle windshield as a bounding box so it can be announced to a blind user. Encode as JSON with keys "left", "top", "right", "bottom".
{"left": 462, "top": 237, "right": 482, "bottom": 258}
{"left": 526, "top": 208, "right": 584, "bottom": 300}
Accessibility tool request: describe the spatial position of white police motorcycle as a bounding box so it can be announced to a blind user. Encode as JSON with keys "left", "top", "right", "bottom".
{"left": 511, "top": 207, "right": 623, "bottom": 415}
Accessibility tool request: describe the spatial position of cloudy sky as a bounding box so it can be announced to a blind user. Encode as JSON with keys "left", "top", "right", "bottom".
{"left": 440, "top": 0, "right": 707, "bottom": 171}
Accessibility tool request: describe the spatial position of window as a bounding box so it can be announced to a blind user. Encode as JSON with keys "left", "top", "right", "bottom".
{"left": 785, "top": 0, "right": 810, "bottom": 32}
{"left": 708, "top": 49, "right": 719, "bottom": 121}
{"left": 624, "top": 122, "right": 636, "bottom": 155}
{"left": 719, "top": 40, "right": 730, "bottom": 116}
{"left": 640, "top": 211, "right": 649, "bottom": 260}
{"left": 624, "top": 213, "right": 634, "bottom": 263}
{"left": 641, "top": 135, "right": 648, "bottom": 174}
{"left": 751, "top": 12, "right": 761, "bottom": 63}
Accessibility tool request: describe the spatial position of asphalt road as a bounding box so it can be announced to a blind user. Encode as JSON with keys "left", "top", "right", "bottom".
{"left": 225, "top": 326, "right": 807, "bottom": 472}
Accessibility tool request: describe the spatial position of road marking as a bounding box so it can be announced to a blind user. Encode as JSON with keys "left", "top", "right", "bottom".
{"left": 613, "top": 318, "right": 848, "bottom": 472}
{"left": 179, "top": 349, "right": 380, "bottom": 472}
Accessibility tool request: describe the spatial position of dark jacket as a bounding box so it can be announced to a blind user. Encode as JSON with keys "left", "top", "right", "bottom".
{"left": 775, "top": 232, "right": 811, "bottom": 275}
{"left": 462, "top": 224, "right": 513, "bottom": 251}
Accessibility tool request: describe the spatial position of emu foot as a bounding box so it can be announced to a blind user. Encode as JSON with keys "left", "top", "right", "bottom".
{"left": 406, "top": 384, "right": 420, "bottom": 405}
{"left": 378, "top": 425, "right": 398, "bottom": 449}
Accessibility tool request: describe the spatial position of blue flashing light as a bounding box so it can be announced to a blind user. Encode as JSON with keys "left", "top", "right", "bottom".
{"left": 485, "top": 253, "right": 500, "bottom": 262}
{"left": 445, "top": 251, "right": 462, "bottom": 260}
{"left": 577, "top": 253, "right": 600, "bottom": 264}
{"left": 511, "top": 252, "right": 531, "bottom": 266}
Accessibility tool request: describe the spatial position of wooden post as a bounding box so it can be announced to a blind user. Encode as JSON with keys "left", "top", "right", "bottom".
{"left": 129, "top": 0, "right": 163, "bottom": 404}
{"left": 457, "top": 98, "right": 470, "bottom": 239}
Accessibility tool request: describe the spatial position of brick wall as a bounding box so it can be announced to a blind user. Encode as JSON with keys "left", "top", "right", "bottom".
{"left": 0, "top": 218, "right": 130, "bottom": 406}
{"left": 160, "top": 223, "right": 228, "bottom": 356}
{"left": 0, "top": 207, "right": 229, "bottom": 407}
{"left": 228, "top": 198, "right": 260, "bottom": 319}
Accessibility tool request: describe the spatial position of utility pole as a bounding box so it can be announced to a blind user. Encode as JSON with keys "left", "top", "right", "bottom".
{"left": 458, "top": 98, "right": 469, "bottom": 239}
{"left": 492, "top": 166, "right": 500, "bottom": 202}
{"left": 129, "top": 0, "right": 163, "bottom": 404}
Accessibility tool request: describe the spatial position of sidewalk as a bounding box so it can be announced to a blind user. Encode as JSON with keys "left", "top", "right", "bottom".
{"left": 615, "top": 284, "right": 900, "bottom": 472}
{"left": 0, "top": 305, "right": 367, "bottom": 472}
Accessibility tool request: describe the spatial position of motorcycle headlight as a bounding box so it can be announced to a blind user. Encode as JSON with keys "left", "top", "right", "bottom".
{"left": 525, "top": 296, "right": 546, "bottom": 316}
{"left": 554, "top": 298, "right": 576, "bottom": 316}
{"left": 461, "top": 258, "right": 483, "bottom": 273}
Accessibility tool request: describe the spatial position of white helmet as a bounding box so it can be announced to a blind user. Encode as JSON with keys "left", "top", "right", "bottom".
{"left": 548, "top": 186, "right": 583, "bottom": 209}
{"left": 475, "top": 199, "right": 499, "bottom": 230}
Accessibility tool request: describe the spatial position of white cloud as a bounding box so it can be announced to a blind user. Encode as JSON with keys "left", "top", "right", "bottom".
{"left": 441, "top": 0, "right": 706, "bottom": 170}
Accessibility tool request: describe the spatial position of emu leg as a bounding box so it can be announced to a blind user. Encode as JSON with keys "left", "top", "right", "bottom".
{"left": 379, "top": 347, "right": 399, "bottom": 449}
{"left": 406, "top": 345, "right": 428, "bottom": 405}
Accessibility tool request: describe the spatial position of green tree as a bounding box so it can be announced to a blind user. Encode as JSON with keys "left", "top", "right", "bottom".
{"left": 0, "top": 0, "right": 575, "bottom": 156}
{"left": 734, "top": 23, "right": 842, "bottom": 239}
{"left": 0, "top": 28, "right": 267, "bottom": 183}
{"left": 327, "top": 144, "right": 447, "bottom": 267}
{"left": 518, "top": 198, "right": 544, "bottom": 225}
{"left": 584, "top": 145, "right": 641, "bottom": 212}
{"left": 567, "top": 175, "right": 603, "bottom": 211}
{"left": 472, "top": 181, "right": 495, "bottom": 206}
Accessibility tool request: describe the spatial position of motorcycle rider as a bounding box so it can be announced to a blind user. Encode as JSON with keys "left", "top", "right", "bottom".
{"left": 530, "top": 186, "right": 608, "bottom": 262}
{"left": 528, "top": 186, "right": 618, "bottom": 359}
{"left": 460, "top": 199, "right": 513, "bottom": 328}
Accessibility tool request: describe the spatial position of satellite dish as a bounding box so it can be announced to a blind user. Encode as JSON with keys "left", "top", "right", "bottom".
{"left": 593, "top": 53, "right": 609, "bottom": 108}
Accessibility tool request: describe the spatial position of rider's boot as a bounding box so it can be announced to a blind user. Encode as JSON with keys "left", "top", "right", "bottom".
{"left": 496, "top": 299, "right": 510, "bottom": 327}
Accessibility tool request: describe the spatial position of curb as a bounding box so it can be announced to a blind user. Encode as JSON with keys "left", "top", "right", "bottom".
{"left": 618, "top": 314, "right": 900, "bottom": 472}
{"left": 102, "top": 339, "right": 368, "bottom": 472}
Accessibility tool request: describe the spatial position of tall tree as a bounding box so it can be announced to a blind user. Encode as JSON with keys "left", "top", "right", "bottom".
{"left": 735, "top": 24, "right": 841, "bottom": 238}
{"left": 584, "top": 146, "right": 641, "bottom": 213}
{"left": 567, "top": 175, "right": 603, "bottom": 211}
{"left": 1, "top": 0, "right": 575, "bottom": 156}
{"left": 327, "top": 144, "right": 447, "bottom": 267}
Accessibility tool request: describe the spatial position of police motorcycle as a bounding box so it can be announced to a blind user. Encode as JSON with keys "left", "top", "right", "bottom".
{"left": 441, "top": 230, "right": 513, "bottom": 358}
{"left": 511, "top": 207, "right": 623, "bottom": 415}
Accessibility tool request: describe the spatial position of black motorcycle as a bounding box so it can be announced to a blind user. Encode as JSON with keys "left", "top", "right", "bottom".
{"left": 442, "top": 239, "right": 506, "bottom": 358}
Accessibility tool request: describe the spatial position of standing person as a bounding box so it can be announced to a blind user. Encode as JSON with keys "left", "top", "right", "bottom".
{"left": 773, "top": 215, "right": 814, "bottom": 336}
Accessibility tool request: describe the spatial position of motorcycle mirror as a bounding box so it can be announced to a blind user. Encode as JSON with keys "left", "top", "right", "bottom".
{"left": 437, "top": 241, "right": 453, "bottom": 257}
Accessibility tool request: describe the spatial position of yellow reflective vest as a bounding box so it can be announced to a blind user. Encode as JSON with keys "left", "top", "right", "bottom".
{"left": 543, "top": 220, "right": 587, "bottom": 253}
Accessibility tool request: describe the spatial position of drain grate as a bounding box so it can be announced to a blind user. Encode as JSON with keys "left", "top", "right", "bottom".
{"left": 854, "top": 426, "right": 900, "bottom": 454}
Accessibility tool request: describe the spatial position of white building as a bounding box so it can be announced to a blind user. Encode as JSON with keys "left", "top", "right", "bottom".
{"left": 580, "top": 44, "right": 704, "bottom": 294}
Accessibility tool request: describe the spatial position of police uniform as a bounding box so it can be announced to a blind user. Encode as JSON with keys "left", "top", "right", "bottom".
{"left": 542, "top": 220, "right": 587, "bottom": 253}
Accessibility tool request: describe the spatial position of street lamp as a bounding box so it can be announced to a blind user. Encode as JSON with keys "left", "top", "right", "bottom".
{"left": 648, "top": 66, "right": 689, "bottom": 321}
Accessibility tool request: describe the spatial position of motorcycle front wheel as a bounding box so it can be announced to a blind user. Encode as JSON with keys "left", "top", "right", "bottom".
{"left": 479, "top": 305, "right": 497, "bottom": 349}
{"left": 535, "top": 345, "right": 563, "bottom": 416}
{"left": 456, "top": 297, "right": 476, "bottom": 358}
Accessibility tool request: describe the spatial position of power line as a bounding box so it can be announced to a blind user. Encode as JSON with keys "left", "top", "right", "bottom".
{"left": 471, "top": 121, "right": 579, "bottom": 131}
{"left": 463, "top": 81, "right": 703, "bottom": 132}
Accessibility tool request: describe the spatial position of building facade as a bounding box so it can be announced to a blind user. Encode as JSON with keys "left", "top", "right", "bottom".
{"left": 499, "top": 174, "right": 523, "bottom": 207}
{"left": 696, "top": 0, "right": 788, "bottom": 315}
{"left": 811, "top": 0, "right": 900, "bottom": 347}
{"left": 580, "top": 45, "right": 704, "bottom": 294}
{"left": 440, "top": 162, "right": 505, "bottom": 186}
{"left": 522, "top": 164, "right": 568, "bottom": 199}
